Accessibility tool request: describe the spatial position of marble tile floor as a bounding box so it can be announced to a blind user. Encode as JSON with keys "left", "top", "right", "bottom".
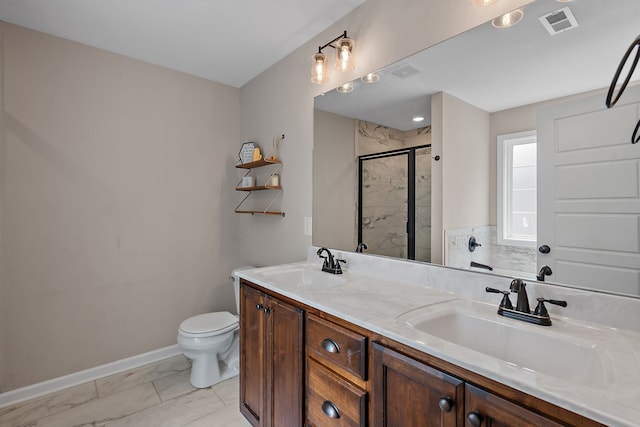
{"left": 0, "top": 355, "right": 251, "bottom": 427}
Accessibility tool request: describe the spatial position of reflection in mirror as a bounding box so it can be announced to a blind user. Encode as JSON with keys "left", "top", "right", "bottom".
{"left": 313, "top": 0, "right": 640, "bottom": 297}
{"left": 358, "top": 141, "right": 432, "bottom": 261}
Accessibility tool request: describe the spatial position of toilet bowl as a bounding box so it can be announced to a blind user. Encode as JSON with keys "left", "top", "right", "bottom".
{"left": 177, "top": 267, "right": 252, "bottom": 388}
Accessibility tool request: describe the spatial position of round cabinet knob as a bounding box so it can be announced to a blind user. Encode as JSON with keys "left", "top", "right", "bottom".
{"left": 255, "top": 303, "right": 263, "bottom": 310}
{"left": 321, "top": 338, "right": 340, "bottom": 354}
{"left": 438, "top": 397, "right": 454, "bottom": 412}
{"left": 467, "top": 411, "right": 484, "bottom": 427}
{"left": 321, "top": 400, "right": 341, "bottom": 419}
{"left": 263, "top": 307, "right": 271, "bottom": 314}
{"left": 538, "top": 245, "right": 551, "bottom": 254}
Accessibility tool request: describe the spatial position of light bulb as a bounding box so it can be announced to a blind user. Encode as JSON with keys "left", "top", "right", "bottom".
{"left": 335, "top": 38, "right": 355, "bottom": 72}
{"left": 311, "top": 52, "right": 329, "bottom": 84}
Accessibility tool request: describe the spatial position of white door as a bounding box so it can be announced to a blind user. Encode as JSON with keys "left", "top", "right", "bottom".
{"left": 537, "top": 84, "right": 640, "bottom": 296}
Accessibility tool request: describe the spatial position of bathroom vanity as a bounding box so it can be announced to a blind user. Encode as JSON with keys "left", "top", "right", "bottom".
{"left": 237, "top": 249, "right": 640, "bottom": 427}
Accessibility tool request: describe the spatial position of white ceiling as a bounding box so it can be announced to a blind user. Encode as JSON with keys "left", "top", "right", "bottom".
{"left": 315, "top": 0, "right": 640, "bottom": 131}
{"left": 0, "top": 0, "right": 366, "bottom": 88}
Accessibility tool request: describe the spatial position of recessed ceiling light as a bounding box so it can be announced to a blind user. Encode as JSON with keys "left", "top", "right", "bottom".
{"left": 361, "top": 72, "right": 380, "bottom": 83}
{"left": 412, "top": 115, "right": 425, "bottom": 122}
{"left": 337, "top": 82, "right": 354, "bottom": 93}
{"left": 492, "top": 8, "right": 524, "bottom": 28}
{"left": 471, "top": 0, "right": 499, "bottom": 6}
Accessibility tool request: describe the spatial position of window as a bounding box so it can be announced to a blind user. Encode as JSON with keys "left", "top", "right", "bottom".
{"left": 497, "top": 130, "right": 537, "bottom": 247}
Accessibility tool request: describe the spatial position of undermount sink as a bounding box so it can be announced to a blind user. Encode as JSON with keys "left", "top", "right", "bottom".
{"left": 257, "top": 264, "right": 346, "bottom": 290}
{"left": 398, "top": 301, "right": 614, "bottom": 388}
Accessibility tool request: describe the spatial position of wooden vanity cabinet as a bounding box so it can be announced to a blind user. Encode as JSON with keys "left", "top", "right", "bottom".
{"left": 239, "top": 280, "right": 604, "bottom": 427}
{"left": 464, "top": 383, "right": 564, "bottom": 427}
{"left": 372, "top": 343, "right": 464, "bottom": 426}
{"left": 372, "top": 343, "right": 585, "bottom": 427}
{"left": 239, "top": 281, "right": 304, "bottom": 427}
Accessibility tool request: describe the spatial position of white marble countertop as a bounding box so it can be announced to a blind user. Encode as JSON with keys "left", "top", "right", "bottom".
{"left": 237, "top": 247, "right": 640, "bottom": 427}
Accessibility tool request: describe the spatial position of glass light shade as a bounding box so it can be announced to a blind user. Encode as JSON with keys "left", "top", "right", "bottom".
{"left": 336, "top": 82, "right": 354, "bottom": 93}
{"left": 471, "top": 0, "right": 499, "bottom": 6}
{"left": 311, "top": 52, "right": 329, "bottom": 84}
{"left": 492, "top": 9, "right": 524, "bottom": 28}
{"left": 335, "top": 38, "right": 355, "bottom": 72}
{"left": 361, "top": 72, "right": 380, "bottom": 83}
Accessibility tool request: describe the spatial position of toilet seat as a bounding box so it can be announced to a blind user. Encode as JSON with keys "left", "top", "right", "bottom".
{"left": 179, "top": 312, "right": 238, "bottom": 338}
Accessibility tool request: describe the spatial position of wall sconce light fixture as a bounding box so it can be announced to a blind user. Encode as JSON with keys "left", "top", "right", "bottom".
{"left": 311, "top": 52, "right": 329, "bottom": 84}
{"left": 311, "top": 31, "right": 355, "bottom": 84}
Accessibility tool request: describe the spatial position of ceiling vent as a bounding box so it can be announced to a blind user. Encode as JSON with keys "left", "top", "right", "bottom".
{"left": 539, "top": 7, "right": 579, "bottom": 36}
{"left": 391, "top": 65, "right": 420, "bottom": 79}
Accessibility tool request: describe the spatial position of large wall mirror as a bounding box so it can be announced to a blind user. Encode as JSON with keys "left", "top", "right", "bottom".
{"left": 313, "top": 0, "right": 640, "bottom": 298}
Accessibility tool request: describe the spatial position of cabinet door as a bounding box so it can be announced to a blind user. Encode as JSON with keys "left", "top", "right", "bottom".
{"left": 266, "top": 296, "right": 304, "bottom": 427}
{"left": 240, "top": 284, "right": 266, "bottom": 426}
{"left": 372, "top": 343, "right": 464, "bottom": 427}
{"left": 464, "top": 384, "right": 564, "bottom": 427}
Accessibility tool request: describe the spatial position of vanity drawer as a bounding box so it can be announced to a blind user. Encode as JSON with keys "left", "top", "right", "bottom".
{"left": 307, "top": 314, "right": 367, "bottom": 380}
{"left": 307, "top": 358, "right": 367, "bottom": 427}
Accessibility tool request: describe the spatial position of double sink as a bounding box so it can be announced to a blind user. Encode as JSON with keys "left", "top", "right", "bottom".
{"left": 253, "top": 262, "right": 631, "bottom": 391}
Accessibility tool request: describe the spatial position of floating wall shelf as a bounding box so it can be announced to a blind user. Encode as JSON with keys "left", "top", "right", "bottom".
{"left": 235, "top": 158, "right": 284, "bottom": 217}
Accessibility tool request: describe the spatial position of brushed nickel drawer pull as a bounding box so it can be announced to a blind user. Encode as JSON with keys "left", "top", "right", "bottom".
{"left": 322, "top": 400, "right": 341, "bottom": 419}
{"left": 321, "top": 338, "right": 340, "bottom": 354}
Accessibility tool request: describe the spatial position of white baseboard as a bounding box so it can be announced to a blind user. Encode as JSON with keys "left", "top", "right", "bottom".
{"left": 0, "top": 344, "right": 182, "bottom": 409}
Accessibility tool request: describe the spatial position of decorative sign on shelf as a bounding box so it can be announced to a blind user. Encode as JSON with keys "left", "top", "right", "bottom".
{"left": 239, "top": 142, "right": 256, "bottom": 164}
{"left": 241, "top": 176, "right": 254, "bottom": 187}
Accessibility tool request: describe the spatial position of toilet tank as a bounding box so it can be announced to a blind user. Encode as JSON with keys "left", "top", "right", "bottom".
{"left": 231, "top": 266, "right": 254, "bottom": 315}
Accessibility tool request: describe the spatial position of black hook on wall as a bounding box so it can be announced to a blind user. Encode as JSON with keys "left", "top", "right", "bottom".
{"left": 606, "top": 34, "right": 640, "bottom": 144}
{"left": 606, "top": 34, "right": 640, "bottom": 108}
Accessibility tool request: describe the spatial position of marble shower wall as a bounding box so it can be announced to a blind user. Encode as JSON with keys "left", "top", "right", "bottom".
{"left": 445, "top": 225, "right": 537, "bottom": 277}
{"left": 357, "top": 121, "right": 431, "bottom": 262}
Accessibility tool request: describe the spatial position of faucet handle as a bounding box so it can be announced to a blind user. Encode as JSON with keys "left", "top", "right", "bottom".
{"left": 485, "top": 287, "right": 513, "bottom": 310}
{"left": 335, "top": 258, "right": 346, "bottom": 273}
{"left": 534, "top": 298, "right": 568, "bottom": 317}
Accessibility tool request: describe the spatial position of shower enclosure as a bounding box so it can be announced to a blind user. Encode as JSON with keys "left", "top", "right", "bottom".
{"left": 358, "top": 145, "right": 431, "bottom": 262}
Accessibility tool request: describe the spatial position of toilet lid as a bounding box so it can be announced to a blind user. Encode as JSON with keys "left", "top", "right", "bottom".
{"left": 179, "top": 312, "right": 238, "bottom": 336}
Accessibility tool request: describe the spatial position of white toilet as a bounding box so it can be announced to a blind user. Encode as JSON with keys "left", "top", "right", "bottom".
{"left": 177, "top": 267, "right": 250, "bottom": 388}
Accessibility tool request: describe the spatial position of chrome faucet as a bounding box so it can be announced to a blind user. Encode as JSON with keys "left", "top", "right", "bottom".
{"left": 316, "top": 247, "right": 346, "bottom": 274}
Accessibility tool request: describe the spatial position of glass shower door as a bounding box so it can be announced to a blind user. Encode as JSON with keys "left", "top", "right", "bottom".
{"left": 360, "top": 153, "right": 409, "bottom": 259}
{"left": 415, "top": 146, "right": 432, "bottom": 262}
